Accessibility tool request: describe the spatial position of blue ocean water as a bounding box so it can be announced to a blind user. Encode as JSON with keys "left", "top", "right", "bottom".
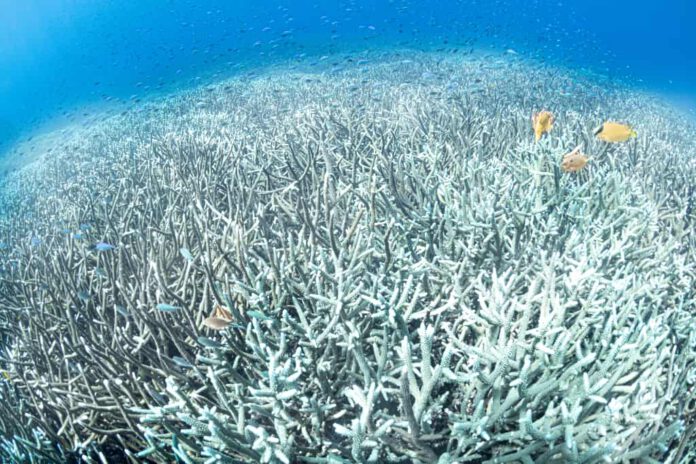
{"left": 0, "top": 0, "right": 694, "bottom": 157}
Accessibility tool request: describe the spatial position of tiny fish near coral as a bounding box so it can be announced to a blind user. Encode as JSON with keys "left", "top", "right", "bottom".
{"left": 94, "top": 241, "right": 116, "bottom": 252}
{"left": 156, "top": 303, "right": 180, "bottom": 312}
{"left": 171, "top": 356, "right": 194, "bottom": 369}
{"left": 197, "top": 336, "right": 222, "bottom": 348}
{"left": 115, "top": 304, "right": 129, "bottom": 317}
{"left": 180, "top": 247, "right": 194, "bottom": 262}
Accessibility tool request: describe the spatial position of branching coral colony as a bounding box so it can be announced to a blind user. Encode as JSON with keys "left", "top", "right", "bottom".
{"left": 0, "top": 51, "right": 694, "bottom": 463}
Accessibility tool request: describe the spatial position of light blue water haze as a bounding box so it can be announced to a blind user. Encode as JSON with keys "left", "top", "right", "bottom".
{"left": 0, "top": 0, "right": 694, "bottom": 155}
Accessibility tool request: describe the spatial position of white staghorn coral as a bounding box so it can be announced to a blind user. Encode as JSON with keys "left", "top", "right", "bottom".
{"left": 0, "top": 50, "right": 694, "bottom": 463}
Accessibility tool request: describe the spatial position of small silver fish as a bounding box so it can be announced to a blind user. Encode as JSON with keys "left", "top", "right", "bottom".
{"left": 172, "top": 356, "right": 194, "bottom": 369}
{"left": 180, "top": 247, "right": 194, "bottom": 262}
{"left": 156, "top": 303, "right": 180, "bottom": 312}
{"left": 197, "top": 336, "right": 222, "bottom": 348}
{"left": 95, "top": 242, "right": 116, "bottom": 252}
{"left": 115, "top": 305, "right": 129, "bottom": 317}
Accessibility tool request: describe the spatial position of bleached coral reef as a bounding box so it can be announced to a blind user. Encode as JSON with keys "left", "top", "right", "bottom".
{"left": 0, "top": 52, "right": 694, "bottom": 463}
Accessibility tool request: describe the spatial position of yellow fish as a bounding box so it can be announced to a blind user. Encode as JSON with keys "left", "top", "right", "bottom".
{"left": 561, "top": 145, "right": 589, "bottom": 173}
{"left": 594, "top": 121, "right": 637, "bottom": 142}
{"left": 532, "top": 110, "right": 554, "bottom": 141}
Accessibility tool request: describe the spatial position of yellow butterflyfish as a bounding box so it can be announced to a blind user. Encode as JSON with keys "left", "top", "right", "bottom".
{"left": 532, "top": 110, "right": 554, "bottom": 141}
{"left": 594, "top": 121, "right": 637, "bottom": 142}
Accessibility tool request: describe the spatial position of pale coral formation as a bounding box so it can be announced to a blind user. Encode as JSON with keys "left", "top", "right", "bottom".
{"left": 0, "top": 51, "right": 694, "bottom": 463}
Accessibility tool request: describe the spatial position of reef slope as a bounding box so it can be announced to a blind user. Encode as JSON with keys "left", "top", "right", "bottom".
{"left": 0, "top": 51, "right": 694, "bottom": 463}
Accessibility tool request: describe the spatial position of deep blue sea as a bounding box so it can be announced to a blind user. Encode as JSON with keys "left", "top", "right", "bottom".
{"left": 1, "top": 0, "right": 694, "bottom": 156}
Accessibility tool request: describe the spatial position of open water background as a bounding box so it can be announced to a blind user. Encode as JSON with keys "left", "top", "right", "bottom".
{"left": 0, "top": 0, "right": 694, "bottom": 155}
